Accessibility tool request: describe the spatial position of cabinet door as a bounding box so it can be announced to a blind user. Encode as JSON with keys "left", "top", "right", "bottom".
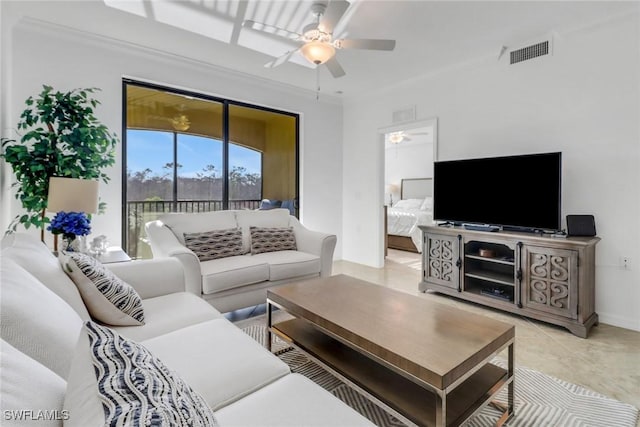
{"left": 424, "top": 233, "right": 460, "bottom": 290}
{"left": 521, "top": 245, "right": 578, "bottom": 319}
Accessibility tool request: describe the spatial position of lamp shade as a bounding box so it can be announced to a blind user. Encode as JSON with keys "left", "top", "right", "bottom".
{"left": 47, "top": 177, "right": 99, "bottom": 214}
{"left": 300, "top": 41, "right": 336, "bottom": 65}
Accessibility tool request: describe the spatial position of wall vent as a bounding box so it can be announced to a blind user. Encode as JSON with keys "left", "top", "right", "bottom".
{"left": 510, "top": 40, "right": 550, "bottom": 64}
{"left": 392, "top": 106, "right": 416, "bottom": 124}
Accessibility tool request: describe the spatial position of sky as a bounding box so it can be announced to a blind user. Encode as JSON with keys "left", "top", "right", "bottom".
{"left": 127, "top": 129, "right": 261, "bottom": 179}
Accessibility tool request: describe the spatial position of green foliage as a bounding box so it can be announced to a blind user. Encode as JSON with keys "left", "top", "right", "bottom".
{"left": 0, "top": 85, "right": 117, "bottom": 232}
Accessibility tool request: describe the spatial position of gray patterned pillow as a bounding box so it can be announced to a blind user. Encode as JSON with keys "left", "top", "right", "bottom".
{"left": 65, "top": 321, "right": 218, "bottom": 426}
{"left": 183, "top": 228, "right": 244, "bottom": 261}
{"left": 61, "top": 252, "right": 145, "bottom": 326}
{"left": 250, "top": 226, "right": 297, "bottom": 254}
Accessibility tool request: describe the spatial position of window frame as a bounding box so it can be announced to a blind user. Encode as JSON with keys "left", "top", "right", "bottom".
{"left": 121, "top": 78, "right": 300, "bottom": 251}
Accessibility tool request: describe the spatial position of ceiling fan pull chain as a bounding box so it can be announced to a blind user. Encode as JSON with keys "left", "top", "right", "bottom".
{"left": 316, "top": 67, "right": 320, "bottom": 101}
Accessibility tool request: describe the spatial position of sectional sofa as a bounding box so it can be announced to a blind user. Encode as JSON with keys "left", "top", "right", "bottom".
{"left": 0, "top": 233, "right": 373, "bottom": 426}
{"left": 146, "top": 208, "right": 337, "bottom": 313}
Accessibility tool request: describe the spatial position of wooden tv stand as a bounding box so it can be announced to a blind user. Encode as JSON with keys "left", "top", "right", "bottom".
{"left": 419, "top": 225, "right": 600, "bottom": 338}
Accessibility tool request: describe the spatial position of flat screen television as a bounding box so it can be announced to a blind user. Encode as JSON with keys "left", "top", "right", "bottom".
{"left": 433, "top": 152, "right": 562, "bottom": 232}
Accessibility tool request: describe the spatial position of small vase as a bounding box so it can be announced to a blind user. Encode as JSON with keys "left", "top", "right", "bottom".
{"left": 62, "top": 235, "right": 87, "bottom": 253}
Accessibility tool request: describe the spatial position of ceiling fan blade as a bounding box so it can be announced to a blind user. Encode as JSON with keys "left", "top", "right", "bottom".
{"left": 264, "top": 49, "right": 299, "bottom": 68}
{"left": 319, "top": 0, "right": 350, "bottom": 33}
{"left": 409, "top": 132, "right": 430, "bottom": 136}
{"left": 336, "top": 38, "right": 396, "bottom": 51}
{"left": 243, "top": 20, "right": 301, "bottom": 40}
{"left": 325, "top": 56, "right": 346, "bottom": 78}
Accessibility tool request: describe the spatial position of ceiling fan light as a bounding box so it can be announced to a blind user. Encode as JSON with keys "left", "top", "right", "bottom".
{"left": 171, "top": 114, "right": 190, "bottom": 132}
{"left": 388, "top": 132, "right": 404, "bottom": 144}
{"left": 301, "top": 41, "right": 335, "bottom": 65}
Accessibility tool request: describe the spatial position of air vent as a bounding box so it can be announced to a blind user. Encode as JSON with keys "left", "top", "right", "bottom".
{"left": 510, "top": 41, "right": 550, "bottom": 64}
{"left": 392, "top": 106, "right": 416, "bottom": 124}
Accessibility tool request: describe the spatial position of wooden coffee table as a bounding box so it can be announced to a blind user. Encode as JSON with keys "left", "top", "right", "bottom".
{"left": 267, "top": 274, "right": 515, "bottom": 427}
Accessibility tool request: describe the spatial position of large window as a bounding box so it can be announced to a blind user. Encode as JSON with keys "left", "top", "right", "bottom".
{"left": 123, "top": 81, "right": 298, "bottom": 259}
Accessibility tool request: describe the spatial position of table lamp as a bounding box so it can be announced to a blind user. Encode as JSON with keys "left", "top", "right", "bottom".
{"left": 47, "top": 177, "right": 99, "bottom": 251}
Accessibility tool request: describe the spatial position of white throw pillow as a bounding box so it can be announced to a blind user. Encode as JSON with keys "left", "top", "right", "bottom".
{"left": 420, "top": 197, "right": 433, "bottom": 211}
{"left": 393, "top": 199, "right": 423, "bottom": 209}
{"left": 64, "top": 321, "right": 218, "bottom": 427}
{"left": 60, "top": 252, "right": 145, "bottom": 326}
{"left": 1, "top": 339, "right": 67, "bottom": 427}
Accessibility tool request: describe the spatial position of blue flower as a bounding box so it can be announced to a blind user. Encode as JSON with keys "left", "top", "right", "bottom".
{"left": 47, "top": 211, "right": 91, "bottom": 238}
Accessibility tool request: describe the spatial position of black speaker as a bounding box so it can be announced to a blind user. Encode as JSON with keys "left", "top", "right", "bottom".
{"left": 566, "top": 215, "right": 596, "bottom": 237}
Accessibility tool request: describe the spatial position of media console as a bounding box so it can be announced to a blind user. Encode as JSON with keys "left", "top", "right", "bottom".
{"left": 419, "top": 225, "right": 600, "bottom": 338}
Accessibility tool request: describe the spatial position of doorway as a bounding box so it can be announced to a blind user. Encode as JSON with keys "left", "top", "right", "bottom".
{"left": 378, "top": 118, "right": 438, "bottom": 263}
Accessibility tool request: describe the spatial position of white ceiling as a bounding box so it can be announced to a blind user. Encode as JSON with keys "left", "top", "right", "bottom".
{"left": 6, "top": 1, "right": 638, "bottom": 97}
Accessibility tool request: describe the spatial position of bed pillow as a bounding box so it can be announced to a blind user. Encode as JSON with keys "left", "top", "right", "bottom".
{"left": 420, "top": 197, "right": 433, "bottom": 211}
{"left": 184, "top": 228, "right": 244, "bottom": 261}
{"left": 250, "top": 226, "right": 297, "bottom": 254}
{"left": 393, "top": 199, "right": 423, "bottom": 209}
{"left": 60, "top": 252, "right": 145, "bottom": 326}
{"left": 64, "top": 321, "right": 218, "bottom": 427}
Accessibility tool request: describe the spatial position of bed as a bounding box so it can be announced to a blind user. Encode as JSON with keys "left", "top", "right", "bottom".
{"left": 386, "top": 178, "right": 434, "bottom": 253}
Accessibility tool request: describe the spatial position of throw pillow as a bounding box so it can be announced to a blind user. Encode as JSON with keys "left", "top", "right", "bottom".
{"left": 183, "top": 228, "right": 244, "bottom": 261}
{"left": 250, "top": 226, "right": 297, "bottom": 255}
{"left": 60, "top": 252, "right": 145, "bottom": 326}
{"left": 420, "top": 196, "right": 433, "bottom": 211}
{"left": 64, "top": 321, "right": 218, "bottom": 427}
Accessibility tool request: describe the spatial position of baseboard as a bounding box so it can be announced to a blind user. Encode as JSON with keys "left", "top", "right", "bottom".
{"left": 598, "top": 312, "right": 640, "bottom": 332}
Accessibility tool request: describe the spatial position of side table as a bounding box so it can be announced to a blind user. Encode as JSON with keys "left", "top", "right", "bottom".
{"left": 96, "top": 247, "right": 131, "bottom": 264}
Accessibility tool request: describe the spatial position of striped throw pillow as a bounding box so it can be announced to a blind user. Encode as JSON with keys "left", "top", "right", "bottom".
{"left": 183, "top": 228, "right": 244, "bottom": 261}
{"left": 64, "top": 321, "right": 218, "bottom": 426}
{"left": 61, "top": 252, "right": 145, "bottom": 326}
{"left": 250, "top": 226, "right": 297, "bottom": 255}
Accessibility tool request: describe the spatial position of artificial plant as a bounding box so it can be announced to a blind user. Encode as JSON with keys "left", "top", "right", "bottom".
{"left": 1, "top": 85, "right": 118, "bottom": 235}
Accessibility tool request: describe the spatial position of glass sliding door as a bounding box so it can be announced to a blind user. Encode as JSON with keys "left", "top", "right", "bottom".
{"left": 228, "top": 104, "right": 297, "bottom": 215}
{"left": 123, "top": 80, "right": 298, "bottom": 259}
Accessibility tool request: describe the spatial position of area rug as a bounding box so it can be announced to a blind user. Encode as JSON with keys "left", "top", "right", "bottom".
{"left": 240, "top": 323, "right": 639, "bottom": 427}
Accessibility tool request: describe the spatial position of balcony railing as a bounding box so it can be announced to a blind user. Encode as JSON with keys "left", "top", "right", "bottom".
{"left": 126, "top": 199, "right": 261, "bottom": 259}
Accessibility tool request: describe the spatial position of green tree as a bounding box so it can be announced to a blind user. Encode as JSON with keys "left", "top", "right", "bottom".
{"left": 1, "top": 85, "right": 117, "bottom": 234}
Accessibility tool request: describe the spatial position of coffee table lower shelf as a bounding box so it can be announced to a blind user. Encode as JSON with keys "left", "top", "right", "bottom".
{"left": 272, "top": 318, "right": 509, "bottom": 427}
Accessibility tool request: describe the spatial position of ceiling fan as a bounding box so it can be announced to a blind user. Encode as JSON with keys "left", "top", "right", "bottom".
{"left": 243, "top": 1, "right": 396, "bottom": 78}
{"left": 387, "top": 130, "right": 431, "bottom": 144}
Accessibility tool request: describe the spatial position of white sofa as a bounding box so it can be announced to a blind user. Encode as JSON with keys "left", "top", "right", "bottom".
{"left": 146, "top": 208, "right": 337, "bottom": 313}
{"left": 0, "top": 233, "right": 373, "bottom": 426}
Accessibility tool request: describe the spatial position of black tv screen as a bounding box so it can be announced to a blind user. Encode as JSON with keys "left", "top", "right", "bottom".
{"left": 433, "top": 152, "right": 562, "bottom": 231}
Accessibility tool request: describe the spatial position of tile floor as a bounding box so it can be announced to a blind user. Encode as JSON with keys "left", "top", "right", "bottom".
{"left": 228, "top": 248, "right": 640, "bottom": 415}
{"left": 337, "top": 249, "right": 640, "bottom": 414}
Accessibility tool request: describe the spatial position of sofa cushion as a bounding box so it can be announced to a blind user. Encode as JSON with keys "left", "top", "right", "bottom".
{"left": 184, "top": 228, "right": 243, "bottom": 261}
{"left": 235, "top": 208, "right": 291, "bottom": 253}
{"left": 64, "top": 321, "right": 218, "bottom": 427}
{"left": 252, "top": 250, "right": 321, "bottom": 281}
{"left": 215, "top": 373, "right": 375, "bottom": 427}
{"left": 250, "top": 226, "right": 297, "bottom": 254}
{"left": 1, "top": 339, "right": 66, "bottom": 427}
{"left": 112, "top": 292, "right": 223, "bottom": 342}
{"left": 159, "top": 210, "right": 238, "bottom": 245}
{"left": 61, "top": 252, "right": 145, "bottom": 326}
{"left": 142, "top": 319, "right": 290, "bottom": 410}
{"left": 0, "top": 258, "right": 82, "bottom": 379}
{"left": 1, "top": 233, "right": 90, "bottom": 320}
{"left": 200, "top": 255, "right": 269, "bottom": 294}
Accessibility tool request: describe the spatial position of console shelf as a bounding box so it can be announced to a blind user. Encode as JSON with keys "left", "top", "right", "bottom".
{"left": 419, "top": 225, "right": 600, "bottom": 338}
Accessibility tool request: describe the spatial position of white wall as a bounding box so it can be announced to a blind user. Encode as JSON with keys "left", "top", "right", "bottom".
{"left": 385, "top": 143, "right": 433, "bottom": 205}
{"left": 1, "top": 12, "right": 344, "bottom": 257}
{"left": 343, "top": 12, "right": 640, "bottom": 331}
